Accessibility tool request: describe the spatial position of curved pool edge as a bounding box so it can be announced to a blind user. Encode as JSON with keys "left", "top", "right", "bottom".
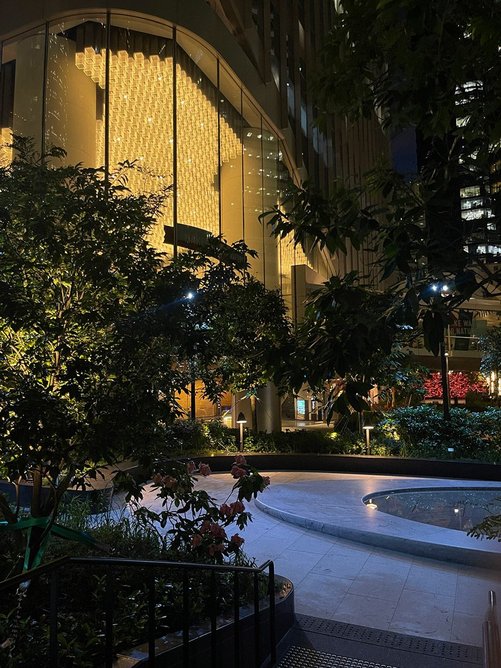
{"left": 255, "top": 487, "right": 501, "bottom": 570}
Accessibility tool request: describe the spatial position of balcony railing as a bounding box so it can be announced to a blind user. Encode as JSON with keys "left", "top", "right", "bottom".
{"left": 409, "top": 334, "right": 481, "bottom": 354}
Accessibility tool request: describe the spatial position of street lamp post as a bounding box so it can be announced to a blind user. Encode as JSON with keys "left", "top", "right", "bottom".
{"left": 431, "top": 283, "right": 452, "bottom": 421}
{"left": 439, "top": 341, "right": 451, "bottom": 420}
{"left": 236, "top": 412, "right": 247, "bottom": 450}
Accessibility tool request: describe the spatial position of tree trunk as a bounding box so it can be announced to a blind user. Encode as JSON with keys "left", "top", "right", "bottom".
{"left": 250, "top": 394, "right": 258, "bottom": 433}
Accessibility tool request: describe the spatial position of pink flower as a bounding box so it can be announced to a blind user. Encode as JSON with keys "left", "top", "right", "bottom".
{"left": 208, "top": 543, "right": 225, "bottom": 556}
{"left": 231, "top": 465, "right": 247, "bottom": 479}
{"left": 200, "top": 520, "right": 211, "bottom": 534}
{"left": 235, "top": 454, "right": 247, "bottom": 466}
{"left": 162, "top": 475, "right": 178, "bottom": 489}
{"left": 209, "top": 523, "right": 226, "bottom": 539}
{"left": 152, "top": 473, "right": 163, "bottom": 485}
{"left": 230, "top": 534, "right": 245, "bottom": 548}
{"left": 186, "top": 461, "right": 196, "bottom": 474}
{"left": 219, "top": 503, "right": 232, "bottom": 517}
{"left": 230, "top": 500, "right": 245, "bottom": 514}
{"left": 220, "top": 500, "right": 245, "bottom": 517}
{"left": 199, "top": 463, "right": 211, "bottom": 477}
{"left": 191, "top": 534, "right": 203, "bottom": 548}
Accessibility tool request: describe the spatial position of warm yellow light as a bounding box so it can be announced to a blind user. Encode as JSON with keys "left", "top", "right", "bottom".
{"left": 75, "top": 44, "right": 242, "bottom": 246}
{"left": 0, "top": 128, "right": 13, "bottom": 167}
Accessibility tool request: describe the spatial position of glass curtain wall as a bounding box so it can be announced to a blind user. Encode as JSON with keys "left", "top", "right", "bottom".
{"left": 0, "top": 26, "right": 46, "bottom": 165}
{"left": 107, "top": 16, "right": 174, "bottom": 250}
{"left": 0, "top": 13, "right": 291, "bottom": 287}
{"left": 45, "top": 18, "right": 106, "bottom": 168}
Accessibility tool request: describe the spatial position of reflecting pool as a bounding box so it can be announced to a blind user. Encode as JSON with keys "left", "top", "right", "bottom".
{"left": 363, "top": 487, "right": 501, "bottom": 532}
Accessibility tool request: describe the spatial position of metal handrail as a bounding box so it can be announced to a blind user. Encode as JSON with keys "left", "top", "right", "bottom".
{"left": 483, "top": 590, "right": 501, "bottom": 668}
{"left": 1, "top": 555, "right": 277, "bottom": 667}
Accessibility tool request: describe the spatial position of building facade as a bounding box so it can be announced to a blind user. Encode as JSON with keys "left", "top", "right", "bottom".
{"left": 0, "top": 0, "right": 389, "bottom": 427}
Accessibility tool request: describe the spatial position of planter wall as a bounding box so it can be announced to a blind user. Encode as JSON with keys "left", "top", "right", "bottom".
{"left": 201, "top": 453, "right": 501, "bottom": 481}
{"left": 125, "top": 576, "right": 294, "bottom": 668}
{"left": 0, "top": 480, "right": 112, "bottom": 512}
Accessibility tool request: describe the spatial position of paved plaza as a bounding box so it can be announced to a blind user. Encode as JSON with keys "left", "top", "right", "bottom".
{"left": 141, "top": 470, "right": 501, "bottom": 649}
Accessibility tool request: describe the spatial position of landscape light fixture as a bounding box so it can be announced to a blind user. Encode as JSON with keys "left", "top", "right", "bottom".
{"left": 363, "top": 425, "right": 374, "bottom": 455}
{"left": 186, "top": 292, "right": 194, "bottom": 300}
{"left": 236, "top": 412, "right": 247, "bottom": 450}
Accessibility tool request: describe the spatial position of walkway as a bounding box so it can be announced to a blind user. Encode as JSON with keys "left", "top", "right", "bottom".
{"left": 141, "top": 471, "right": 501, "bottom": 649}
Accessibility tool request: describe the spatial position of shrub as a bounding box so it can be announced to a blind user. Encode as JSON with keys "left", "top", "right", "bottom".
{"left": 1, "top": 456, "right": 270, "bottom": 667}
{"left": 163, "top": 419, "right": 208, "bottom": 452}
{"left": 206, "top": 419, "right": 239, "bottom": 451}
{"left": 376, "top": 406, "right": 501, "bottom": 462}
{"left": 162, "top": 419, "right": 238, "bottom": 454}
{"left": 243, "top": 429, "right": 349, "bottom": 454}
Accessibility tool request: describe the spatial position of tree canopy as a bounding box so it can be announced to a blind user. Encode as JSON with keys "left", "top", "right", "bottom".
{"left": 262, "top": 0, "right": 501, "bottom": 416}
{"left": 0, "top": 140, "right": 293, "bottom": 570}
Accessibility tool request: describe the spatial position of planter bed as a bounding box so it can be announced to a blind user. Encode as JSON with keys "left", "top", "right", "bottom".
{"left": 116, "top": 575, "right": 294, "bottom": 668}
{"left": 193, "top": 453, "right": 501, "bottom": 481}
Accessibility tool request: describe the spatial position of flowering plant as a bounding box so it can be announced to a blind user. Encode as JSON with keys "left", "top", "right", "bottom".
{"left": 132, "top": 455, "right": 270, "bottom": 563}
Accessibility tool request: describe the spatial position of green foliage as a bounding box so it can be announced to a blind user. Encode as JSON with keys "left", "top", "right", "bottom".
{"left": 0, "top": 141, "right": 293, "bottom": 572}
{"left": 317, "top": 0, "right": 500, "bottom": 142}
{"left": 243, "top": 429, "right": 353, "bottom": 455}
{"left": 372, "top": 349, "right": 428, "bottom": 408}
{"left": 261, "top": 0, "right": 501, "bottom": 412}
{"left": 0, "top": 461, "right": 269, "bottom": 666}
{"left": 0, "top": 139, "right": 188, "bottom": 568}
{"left": 262, "top": 179, "right": 380, "bottom": 257}
{"left": 267, "top": 272, "right": 397, "bottom": 419}
{"left": 160, "top": 243, "right": 294, "bottom": 399}
{"left": 468, "top": 513, "right": 501, "bottom": 542}
{"left": 157, "top": 419, "right": 237, "bottom": 454}
{"left": 480, "top": 326, "right": 501, "bottom": 375}
{"left": 130, "top": 456, "right": 269, "bottom": 563}
{"left": 376, "top": 406, "right": 501, "bottom": 461}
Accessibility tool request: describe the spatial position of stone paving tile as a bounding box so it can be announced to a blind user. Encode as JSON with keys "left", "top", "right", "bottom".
{"left": 286, "top": 532, "right": 338, "bottom": 555}
{"left": 347, "top": 572, "right": 408, "bottom": 603}
{"left": 311, "top": 550, "right": 370, "bottom": 580}
{"left": 451, "top": 611, "right": 484, "bottom": 647}
{"left": 404, "top": 562, "right": 458, "bottom": 597}
{"left": 389, "top": 589, "right": 455, "bottom": 640}
{"left": 272, "top": 549, "right": 324, "bottom": 587}
{"left": 333, "top": 592, "right": 398, "bottom": 628}
{"left": 360, "top": 552, "right": 413, "bottom": 578}
{"left": 294, "top": 572, "right": 353, "bottom": 618}
{"left": 454, "top": 569, "right": 501, "bottom": 615}
{"left": 322, "top": 537, "right": 376, "bottom": 557}
{"left": 143, "top": 471, "right": 501, "bottom": 645}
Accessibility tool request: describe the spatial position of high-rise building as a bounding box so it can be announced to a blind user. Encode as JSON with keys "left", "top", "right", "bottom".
{"left": 409, "top": 77, "right": 501, "bottom": 383}
{"left": 0, "top": 0, "right": 389, "bottom": 427}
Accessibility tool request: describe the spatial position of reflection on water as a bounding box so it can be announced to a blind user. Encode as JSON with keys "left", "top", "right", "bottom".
{"left": 363, "top": 488, "right": 501, "bottom": 532}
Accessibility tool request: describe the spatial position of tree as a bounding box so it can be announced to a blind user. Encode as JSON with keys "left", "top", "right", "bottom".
{"left": 262, "top": 0, "right": 501, "bottom": 416}
{"left": 372, "top": 349, "right": 428, "bottom": 409}
{"left": 0, "top": 140, "right": 294, "bottom": 573}
{"left": 0, "top": 140, "right": 186, "bottom": 570}
{"left": 479, "top": 326, "right": 501, "bottom": 378}
{"left": 159, "top": 244, "right": 293, "bottom": 431}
